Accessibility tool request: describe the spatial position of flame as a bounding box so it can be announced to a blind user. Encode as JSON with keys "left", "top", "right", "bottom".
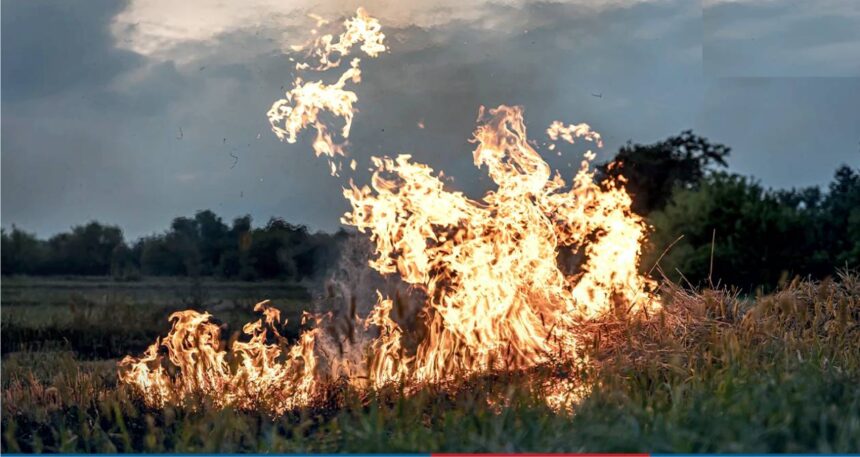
{"left": 267, "top": 8, "right": 386, "bottom": 176}
{"left": 547, "top": 120, "right": 604, "bottom": 149}
{"left": 118, "top": 301, "right": 323, "bottom": 414}
{"left": 342, "top": 105, "right": 657, "bottom": 387}
{"left": 542, "top": 377, "right": 591, "bottom": 414}
{"left": 119, "top": 8, "right": 659, "bottom": 415}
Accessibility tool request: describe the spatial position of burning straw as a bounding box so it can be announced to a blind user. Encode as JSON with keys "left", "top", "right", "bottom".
{"left": 118, "top": 8, "right": 661, "bottom": 415}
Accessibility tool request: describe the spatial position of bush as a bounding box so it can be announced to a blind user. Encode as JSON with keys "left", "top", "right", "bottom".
{"left": 646, "top": 168, "right": 860, "bottom": 291}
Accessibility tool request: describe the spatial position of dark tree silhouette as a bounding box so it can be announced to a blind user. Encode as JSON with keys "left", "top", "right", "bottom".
{"left": 599, "top": 130, "right": 730, "bottom": 215}
{"left": 646, "top": 166, "right": 860, "bottom": 291}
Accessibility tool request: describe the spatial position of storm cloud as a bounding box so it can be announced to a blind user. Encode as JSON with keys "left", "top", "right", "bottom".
{"left": 705, "top": 0, "right": 860, "bottom": 77}
{"left": 2, "top": 0, "right": 858, "bottom": 239}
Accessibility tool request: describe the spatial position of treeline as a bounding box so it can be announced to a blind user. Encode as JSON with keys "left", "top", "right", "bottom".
{"left": 2, "top": 132, "right": 858, "bottom": 290}
{"left": 646, "top": 169, "right": 860, "bottom": 291}
{"left": 602, "top": 131, "right": 860, "bottom": 291}
{"left": 1, "top": 211, "right": 347, "bottom": 281}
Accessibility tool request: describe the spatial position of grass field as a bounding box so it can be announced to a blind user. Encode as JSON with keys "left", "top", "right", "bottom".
{"left": 1, "top": 277, "right": 310, "bottom": 359}
{"left": 2, "top": 274, "right": 859, "bottom": 453}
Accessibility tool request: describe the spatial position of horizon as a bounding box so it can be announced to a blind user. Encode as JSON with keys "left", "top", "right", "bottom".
{"left": 3, "top": 0, "right": 859, "bottom": 239}
{"left": 3, "top": 157, "right": 858, "bottom": 242}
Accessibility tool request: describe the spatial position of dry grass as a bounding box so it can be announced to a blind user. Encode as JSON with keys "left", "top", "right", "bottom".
{"left": 2, "top": 274, "right": 859, "bottom": 452}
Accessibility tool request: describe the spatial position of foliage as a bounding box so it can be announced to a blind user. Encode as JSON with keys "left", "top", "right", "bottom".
{"left": 646, "top": 167, "right": 860, "bottom": 290}
{"left": 1, "top": 131, "right": 856, "bottom": 292}
{"left": 2, "top": 275, "right": 859, "bottom": 453}
{"left": 598, "top": 130, "right": 730, "bottom": 215}
{"left": 1, "top": 211, "right": 347, "bottom": 281}
{"left": 820, "top": 166, "right": 860, "bottom": 267}
{"left": 2, "top": 222, "right": 124, "bottom": 276}
{"left": 1, "top": 227, "right": 46, "bottom": 275}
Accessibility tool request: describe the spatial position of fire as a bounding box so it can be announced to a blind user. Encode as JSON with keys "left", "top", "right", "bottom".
{"left": 267, "top": 8, "right": 386, "bottom": 176}
{"left": 342, "top": 104, "right": 657, "bottom": 387}
{"left": 118, "top": 301, "right": 323, "bottom": 413}
{"left": 119, "top": 8, "right": 659, "bottom": 415}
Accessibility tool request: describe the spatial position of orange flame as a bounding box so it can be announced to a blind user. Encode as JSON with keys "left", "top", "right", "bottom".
{"left": 119, "top": 301, "right": 324, "bottom": 414}
{"left": 267, "top": 8, "right": 386, "bottom": 176}
{"left": 119, "top": 8, "right": 659, "bottom": 415}
{"left": 342, "top": 105, "right": 657, "bottom": 388}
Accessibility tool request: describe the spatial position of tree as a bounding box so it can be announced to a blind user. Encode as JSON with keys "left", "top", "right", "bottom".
{"left": 293, "top": 230, "right": 349, "bottom": 280}
{"left": 1, "top": 210, "right": 347, "bottom": 280}
{"left": 645, "top": 173, "right": 814, "bottom": 291}
{"left": 599, "top": 130, "right": 730, "bottom": 215}
{"left": 110, "top": 242, "right": 139, "bottom": 279}
{"left": 194, "top": 210, "right": 230, "bottom": 275}
{"left": 218, "top": 216, "right": 253, "bottom": 278}
{"left": 43, "top": 222, "right": 125, "bottom": 275}
{"left": 1, "top": 226, "right": 47, "bottom": 275}
{"left": 139, "top": 235, "right": 186, "bottom": 276}
{"left": 820, "top": 165, "right": 860, "bottom": 268}
{"left": 247, "top": 218, "right": 309, "bottom": 279}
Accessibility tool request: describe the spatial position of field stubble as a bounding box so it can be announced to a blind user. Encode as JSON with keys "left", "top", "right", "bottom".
{"left": 1, "top": 274, "right": 859, "bottom": 453}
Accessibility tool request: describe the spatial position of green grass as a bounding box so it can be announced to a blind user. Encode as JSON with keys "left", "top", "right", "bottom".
{"left": 1, "top": 277, "right": 309, "bottom": 358}
{"left": 2, "top": 275, "right": 859, "bottom": 453}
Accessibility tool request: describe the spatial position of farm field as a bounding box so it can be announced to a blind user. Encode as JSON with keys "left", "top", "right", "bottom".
{"left": 2, "top": 274, "right": 859, "bottom": 453}
{"left": 3, "top": 1, "right": 860, "bottom": 454}
{"left": 1, "top": 277, "right": 311, "bottom": 359}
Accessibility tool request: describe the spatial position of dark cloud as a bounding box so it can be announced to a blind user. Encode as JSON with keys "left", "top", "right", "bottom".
{"left": 705, "top": 0, "right": 860, "bottom": 77}
{"left": 341, "top": 0, "right": 705, "bottom": 198}
{"left": 1, "top": 0, "right": 141, "bottom": 102}
{"left": 2, "top": 0, "right": 858, "bottom": 239}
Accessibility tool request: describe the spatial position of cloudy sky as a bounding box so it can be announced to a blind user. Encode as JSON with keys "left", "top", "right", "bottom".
{"left": 2, "top": 0, "right": 859, "bottom": 239}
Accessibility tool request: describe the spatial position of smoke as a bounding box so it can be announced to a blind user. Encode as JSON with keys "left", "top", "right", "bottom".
{"left": 311, "top": 232, "right": 427, "bottom": 383}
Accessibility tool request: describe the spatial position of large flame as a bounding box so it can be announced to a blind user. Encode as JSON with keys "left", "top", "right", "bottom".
{"left": 342, "top": 104, "right": 657, "bottom": 387}
{"left": 119, "top": 8, "right": 659, "bottom": 415}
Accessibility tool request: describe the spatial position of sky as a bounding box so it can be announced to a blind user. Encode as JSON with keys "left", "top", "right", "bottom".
{"left": 2, "top": 0, "right": 859, "bottom": 239}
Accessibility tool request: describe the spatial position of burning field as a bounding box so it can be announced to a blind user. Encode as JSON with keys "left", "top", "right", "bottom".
{"left": 117, "top": 9, "right": 660, "bottom": 416}
{"left": 2, "top": 7, "right": 860, "bottom": 455}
